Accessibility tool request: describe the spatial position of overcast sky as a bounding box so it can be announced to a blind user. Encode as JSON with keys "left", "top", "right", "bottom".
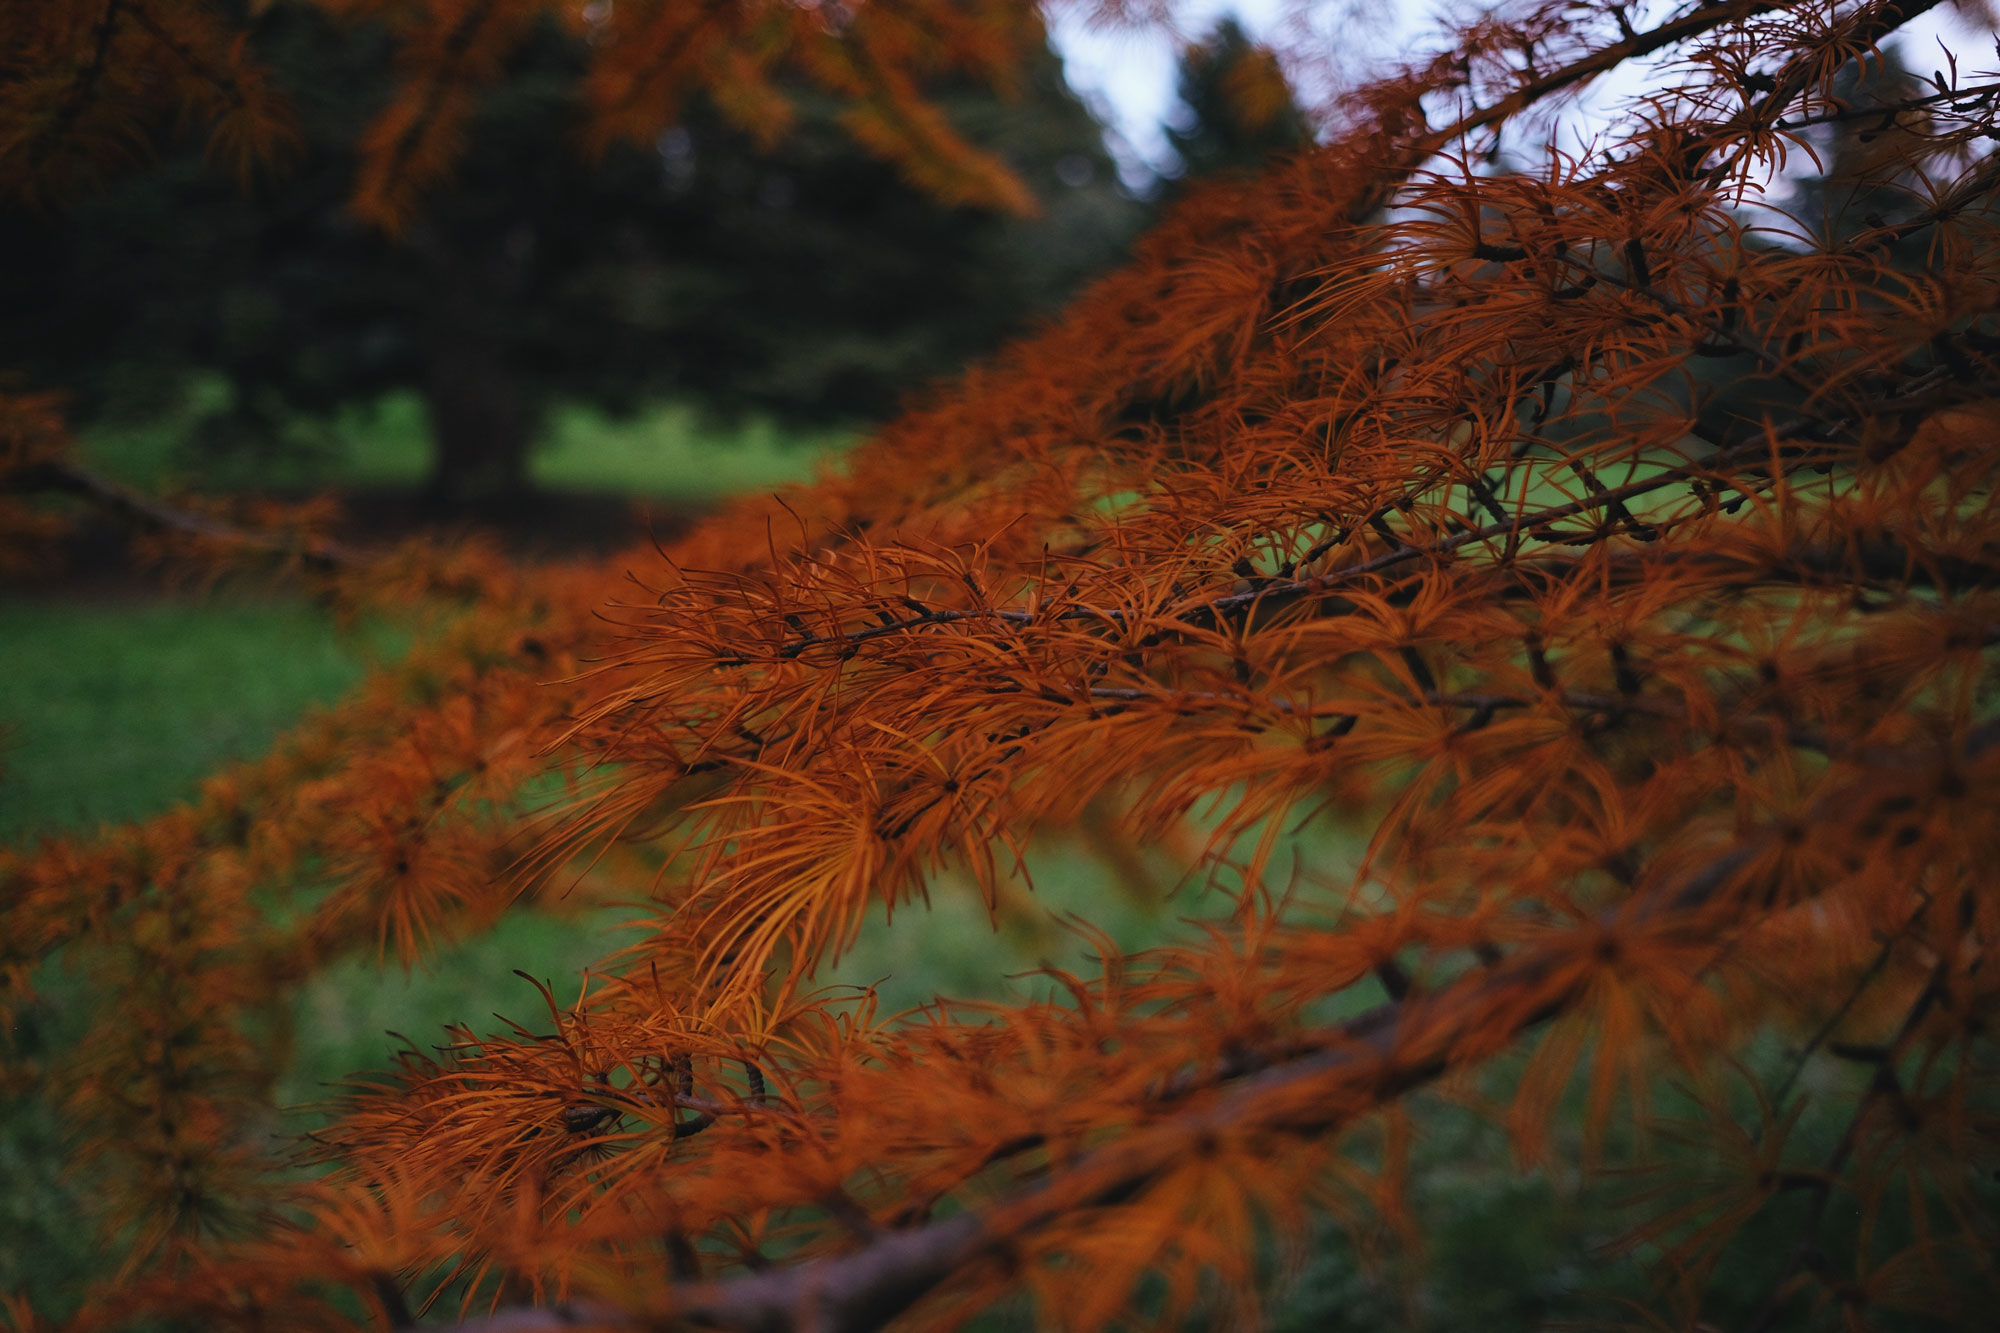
{"left": 1047, "top": 0, "right": 1302, "bottom": 180}
{"left": 1050, "top": 1, "right": 1998, "bottom": 186}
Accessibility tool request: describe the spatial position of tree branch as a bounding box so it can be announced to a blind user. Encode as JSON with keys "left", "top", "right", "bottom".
{"left": 3, "top": 457, "right": 357, "bottom": 571}
{"left": 725, "top": 432, "right": 1826, "bottom": 668}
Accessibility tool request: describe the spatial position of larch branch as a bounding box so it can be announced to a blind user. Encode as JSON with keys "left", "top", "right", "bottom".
{"left": 3, "top": 456, "right": 358, "bottom": 570}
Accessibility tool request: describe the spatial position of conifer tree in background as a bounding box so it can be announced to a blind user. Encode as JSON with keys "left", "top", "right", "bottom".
{"left": 1161, "top": 16, "right": 1311, "bottom": 184}
{"left": 4, "top": 2, "right": 2000, "bottom": 1331}
{"left": 0, "top": 4, "right": 1144, "bottom": 509}
{"left": 1789, "top": 39, "right": 1940, "bottom": 266}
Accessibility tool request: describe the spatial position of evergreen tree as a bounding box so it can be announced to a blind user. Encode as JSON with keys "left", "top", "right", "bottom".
{"left": 1787, "top": 43, "right": 1936, "bottom": 264}
{"left": 0, "top": 5, "right": 1143, "bottom": 508}
{"left": 1161, "top": 17, "right": 1310, "bottom": 185}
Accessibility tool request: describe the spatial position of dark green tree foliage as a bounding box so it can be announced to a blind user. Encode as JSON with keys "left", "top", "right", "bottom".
{"left": 641, "top": 56, "right": 1146, "bottom": 429}
{"left": 1161, "top": 17, "right": 1311, "bottom": 185}
{"left": 1788, "top": 46, "right": 1938, "bottom": 264}
{"left": 0, "top": 6, "right": 1143, "bottom": 507}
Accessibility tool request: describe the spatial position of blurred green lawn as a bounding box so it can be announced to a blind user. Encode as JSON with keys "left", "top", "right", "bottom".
{"left": 0, "top": 600, "right": 387, "bottom": 842}
{"left": 80, "top": 387, "right": 853, "bottom": 501}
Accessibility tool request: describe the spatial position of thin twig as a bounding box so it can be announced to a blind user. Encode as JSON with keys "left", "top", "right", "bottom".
{"left": 1759, "top": 898, "right": 1929, "bottom": 1140}
{"left": 1739, "top": 959, "right": 1952, "bottom": 1333}
{"left": 5, "top": 457, "right": 358, "bottom": 570}
{"left": 727, "top": 433, "right": 1832, "bottom": 667}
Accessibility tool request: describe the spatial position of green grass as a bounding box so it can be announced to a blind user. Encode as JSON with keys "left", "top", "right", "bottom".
{"left": 535, "top": 402, "right": 852, "bottom": 501}
{"left": 78, "top": 385, "right": 850, "bottom": 502}
{"left": 276, "top": 907, "right": 651, "bottom": 1107}
{"left": 0, "top": 593, "right": 370, "bottom": 1310}
{"left": 0, "top": 592, "right": 648, "bottom": 1314}
{"left": 0, "top": 598, "right": 395, "bottom": 844}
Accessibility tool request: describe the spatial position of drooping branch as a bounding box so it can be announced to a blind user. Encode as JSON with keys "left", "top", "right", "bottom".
{"left": 2, "top": 456, "right": 358, "bottom": 571}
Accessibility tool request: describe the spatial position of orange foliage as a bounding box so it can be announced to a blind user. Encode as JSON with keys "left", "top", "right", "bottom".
{"left": 6, "top": 1, "right": 2000, "bottom": 1330}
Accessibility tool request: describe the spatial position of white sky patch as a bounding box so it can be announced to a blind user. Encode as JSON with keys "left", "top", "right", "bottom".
{"left": 1048, "top": 0, "right": 1299, "bottom": 183}
{"left": 1052, "top": 2, "right": 1999, "bottom": 190}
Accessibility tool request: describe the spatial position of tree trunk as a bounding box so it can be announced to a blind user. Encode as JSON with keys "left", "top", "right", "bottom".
{"left": 413, "top": 219, "right": 541, "bottom": 514}
{"left": 420, "top": 340, "right": 537, "bottom": 513}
